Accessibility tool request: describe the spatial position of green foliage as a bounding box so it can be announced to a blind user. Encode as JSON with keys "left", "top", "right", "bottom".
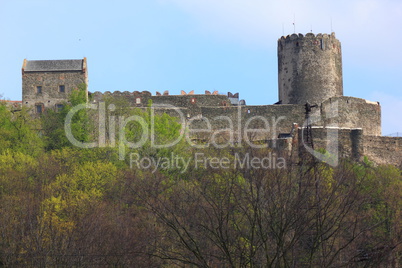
{"left": 0, "top": 102, "right": 43, "bottom": 156}
{"left": 0, "top": 147, "right": 400, "bottom": 266}
{"left": 41, "top": 83, "right": 91, "bottom": 150}
{"left": 0, "top": 150, "right": 37, "bottom": 173}
{"left": 48, "top": 161, "right": 118, "bottom": 202}
{"left": 107, "top": 99, "right": 187, "bottom": 174}
{"left": 69, "top": 83, "right": 88, "bottom": 106}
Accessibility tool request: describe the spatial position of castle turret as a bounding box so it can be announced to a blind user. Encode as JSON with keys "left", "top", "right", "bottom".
{"left": 278, "top": 32, "right": 343, "bottom": 105}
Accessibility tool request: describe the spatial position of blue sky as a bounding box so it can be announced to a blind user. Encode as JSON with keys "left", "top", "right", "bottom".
{"left": 1, "top": 0, "right": 401, "bottom": 135}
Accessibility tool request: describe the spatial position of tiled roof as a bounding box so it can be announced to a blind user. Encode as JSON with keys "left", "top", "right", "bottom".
{"left": 24, "top": 59, "right": 84, "bottom": 72}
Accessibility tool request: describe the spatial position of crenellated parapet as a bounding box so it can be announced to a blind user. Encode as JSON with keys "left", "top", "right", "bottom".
{"left": 90, "top": 90, "right": 153, "bottom": 106}
{"left": 278, "top": 32, "right": 339, "bottom": 42}
{"left": 89, "top": 90, "right": 246, "bottom": 108}
{"left": 278, "top": 32, "right": 342, "bottom": 59}
{"left": 278, "top": 32, "right": 340, "bottom": 49}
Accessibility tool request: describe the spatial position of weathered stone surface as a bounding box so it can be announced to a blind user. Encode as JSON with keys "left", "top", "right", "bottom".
{"left": 320, "top": 96, "right": 381, "bottom": 136}
{"left": 22, "top": 58, "right": 88, "bottom": 112}
{"left": 363, "top": 136, "right": 402, "bottom": 166}
{"left": 22, "top": 71, "right": 87, "bottom": 111}
{"left": 278, "top": 32, "right": 343, "bottom": 105}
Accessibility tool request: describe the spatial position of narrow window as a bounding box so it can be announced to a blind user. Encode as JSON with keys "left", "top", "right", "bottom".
{"left": 320, "top": 39, "right": 324, "bottom": 50}
{"left": 59, "top": 85, "right": 65, "bottom": 93}
{"left": 36, "top": 86, "right": 42, "bottom": 94}
{"left": 55, "top": 104, "right": 64, "bottom": 111}
{"left": 35, "top": 104, "right": 43, "bottom": 114}
{"left": 135, "top": 97, "right": 141, "bottom": 104}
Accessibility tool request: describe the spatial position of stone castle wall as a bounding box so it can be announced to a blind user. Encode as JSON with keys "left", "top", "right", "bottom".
{"left": 91, "top": 91, "right": 381, "bottom": 140}
{"left": 363, "top": 136, "right": 402, "bottom": 166}
{"left": 191, "top": 105, "right": 306, "bottom": 141}
{"left": 91, "top": 91, "right": 231, "bottom": 110}
{"left": 295, "top": 128, "right": 401, "bottom": 167}
{"left": 320, "top": 96, "right": 381, "bottom": 136}
{"left": 23, "top": 85, "right": 394, "bottom": 167}
{"left": 299, "top": 127, "right": 364, "bottom": 161}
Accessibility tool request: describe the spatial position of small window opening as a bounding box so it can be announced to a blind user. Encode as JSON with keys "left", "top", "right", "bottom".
{"left": 247, "top": 109, "right": 251, "bottom": 114}
{"left": 59, "top": 85, "right": 65, "bottom": 93}
{"left": 35, "top": 104, "right": 43, "bottom": 114}
{"left": 135, "top": 97, "right": 141, "bottom": 104}
{"left": 36, "top": 86, "right": 42, "bottom": 94}
{"left": 55, "top": 104, "right": 64, "bottom": 111}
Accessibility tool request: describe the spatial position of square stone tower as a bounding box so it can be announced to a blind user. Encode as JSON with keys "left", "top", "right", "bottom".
{"left": 22, "top": 58, "right": 88, "bottom": 113}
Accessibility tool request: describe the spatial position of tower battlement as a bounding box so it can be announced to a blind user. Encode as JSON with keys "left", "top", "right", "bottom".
{"left": 278, "top": 32, "right": 341, "bottom": 55}
{"left": 278, "top": 32, "right": 338, "bottom": 41}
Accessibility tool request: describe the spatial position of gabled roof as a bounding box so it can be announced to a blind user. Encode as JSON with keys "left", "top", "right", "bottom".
{"left": 22, "top": 59, "right": 86, "bottom": 72}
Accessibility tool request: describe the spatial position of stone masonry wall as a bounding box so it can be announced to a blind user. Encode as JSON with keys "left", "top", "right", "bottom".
{"left": 91, "top": 91, "right": 230, "bottom": 116}
{"left": 295, "top": 128, "right": 402, "bottom": 167}
{"left": 363, "top": 136, "right": 402, "bottom": 166}
{"left": 91, "top": 91, "right": 381, "bottom": 147}
{"left": 187, "top": 104, "right": 305, "bottom": 142}
{"left": 299, "top": 127, "right": 364, "bottom": 161}
{"left": 320, "top": 96, "right": 381, "bottom": 136}
{"left": 278, "top": 33, "right": 343, "bottom": 104}
{"left": 23, "top": 71, "right": 86, "bottom": 112}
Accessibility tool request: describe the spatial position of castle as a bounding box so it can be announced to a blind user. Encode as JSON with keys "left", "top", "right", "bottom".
{"left": 21, "top": 33, "right": 402, "bottom": 167}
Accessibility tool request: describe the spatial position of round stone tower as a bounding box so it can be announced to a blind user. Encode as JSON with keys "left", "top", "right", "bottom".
{"left": 278, "top": 32, "right": 343, "bottom": 105}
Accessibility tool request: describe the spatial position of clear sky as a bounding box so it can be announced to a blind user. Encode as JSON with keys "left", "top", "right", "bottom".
{"left": 1, "top": 0, "right": 401, "bottom": 135}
